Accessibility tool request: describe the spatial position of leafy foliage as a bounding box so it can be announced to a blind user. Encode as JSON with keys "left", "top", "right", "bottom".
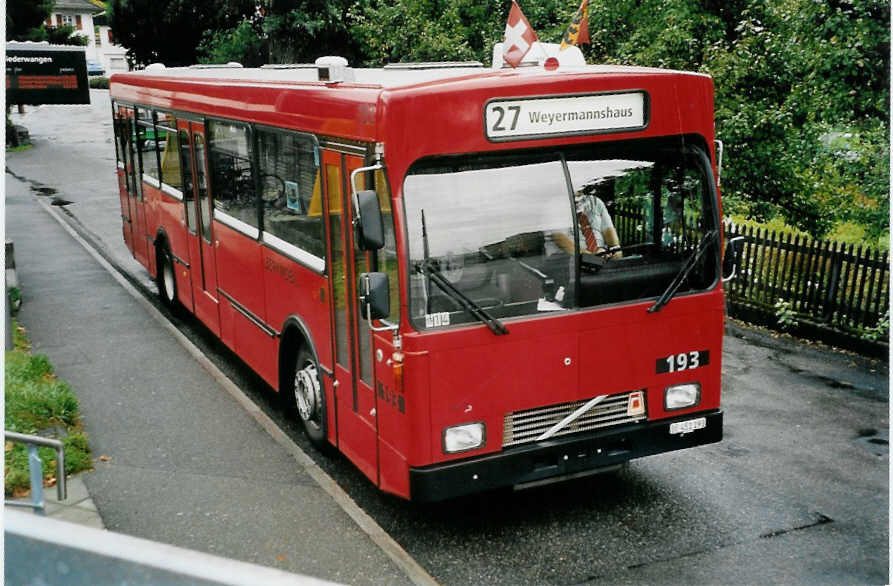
{"left": 585, "top": 0, "right": 889, "bottom": 240}
{"left": 774, "top": 298, "right": 799, "bottom": 331}
{"left": 350, "top": 0, "right": 575, "bottom": 66}
{"left": 115, "top": 0, "right": 889, "bottom": 241}
{"left": 198, "top": 0, "right": 359, "bottom": 66}
{"left": 5, "top": 322, "right": 91, "bottom": 496}
{"left": 7, "top": 0, "right": 91, "bottom": 46}
{"left": 25, "top": 24, "right": 92, "bottom": 46}
{"left": 109, "top": 0, "right": 254, "bottom": 67}
{"left": 89, "top": 76, "right": 110, "bottom": 89}
{"left": 6, "top": 0, "right": 54, "bottom": 41}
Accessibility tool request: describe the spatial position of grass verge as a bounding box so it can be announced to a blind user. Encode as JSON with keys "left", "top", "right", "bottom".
{"left": 5, "top": 320, "right": 92, "bottom": 497}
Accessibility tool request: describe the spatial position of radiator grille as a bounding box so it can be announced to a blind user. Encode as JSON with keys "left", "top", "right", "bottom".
{"left": 502, "top": 392, "right": 646, "bottom": 448}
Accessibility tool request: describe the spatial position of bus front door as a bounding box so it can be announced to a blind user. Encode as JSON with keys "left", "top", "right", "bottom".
{"left": 181, "top": 120, "right": 220, "bottom": 336}
{"left": 324, "top": 150, "right": 379, "bottom": 485}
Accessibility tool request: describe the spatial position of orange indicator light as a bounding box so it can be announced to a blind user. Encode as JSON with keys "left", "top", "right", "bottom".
{"left": 627, "top": 391, "right": 645, "bottom": 416}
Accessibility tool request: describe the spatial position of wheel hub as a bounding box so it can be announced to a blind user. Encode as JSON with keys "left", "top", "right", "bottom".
{"left": 163, "top": 258, "right": 175, "bottom": 300}
{"left": 294, "top": 361, "right": 320, "bottom": 423}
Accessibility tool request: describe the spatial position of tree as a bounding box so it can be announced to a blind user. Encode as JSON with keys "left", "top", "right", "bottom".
{"left": 108, "top": 0, "right": 252, "bottom": 67}
{"left": 106, "top": 0, "right": 890, "bottom": 240}
{"left": 25, "top": 24, "right": 91, "bottom": 46}
{"left": 6, "top": 0, "right": 55, "bottom": 41}
{"left": 350, "top": 0, "right": 573, "bottom": 66}
{"left": 585, "top": 0, "right": 889, "bottom": 239}
{"left": 197, "top": 0, "right": 359, "bottom": 66}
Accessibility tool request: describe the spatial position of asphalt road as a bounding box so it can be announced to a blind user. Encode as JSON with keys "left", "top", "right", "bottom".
{"left": 6, "top": 91, "right": 889, "bottom": 585}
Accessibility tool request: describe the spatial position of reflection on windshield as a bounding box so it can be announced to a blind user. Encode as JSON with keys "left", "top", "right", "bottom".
{"left": 402, "top": 141, "right": 719, "bottom": 330}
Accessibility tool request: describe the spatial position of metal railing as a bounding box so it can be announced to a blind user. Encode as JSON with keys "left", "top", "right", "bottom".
{"left": 723, "top": 221, "right": 889, "bottom": 339}
{"left": 5, "top": 431, "right": 67, "bottom": 513}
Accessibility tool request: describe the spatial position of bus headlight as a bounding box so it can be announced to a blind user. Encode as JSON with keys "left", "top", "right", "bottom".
{"left": 664, "top": 383, "right": 701, "bottom": 411}
{"left": 443, "top": 422, "right": 486, "bottom": 454}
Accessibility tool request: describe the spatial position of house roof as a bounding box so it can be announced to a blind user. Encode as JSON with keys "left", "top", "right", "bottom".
{"left": 54, "top": 0, "right": 104, "bottom": 13}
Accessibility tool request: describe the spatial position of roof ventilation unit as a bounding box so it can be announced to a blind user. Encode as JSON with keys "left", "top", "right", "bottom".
{"left": 315, "top": 56, "right": 354, "bottom": 83}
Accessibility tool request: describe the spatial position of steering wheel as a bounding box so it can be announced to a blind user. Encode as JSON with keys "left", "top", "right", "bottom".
{"left": 260, "top": 173, "right": 285, "bottom": 205}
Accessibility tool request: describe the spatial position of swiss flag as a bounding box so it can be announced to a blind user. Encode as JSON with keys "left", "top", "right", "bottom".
{"left": 503, "top": 1, "right": 538, "bottom": 68}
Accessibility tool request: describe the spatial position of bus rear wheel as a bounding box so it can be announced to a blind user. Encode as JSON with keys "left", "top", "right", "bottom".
{"left": 293, "top": 348, "right": 326, "bottom": 448}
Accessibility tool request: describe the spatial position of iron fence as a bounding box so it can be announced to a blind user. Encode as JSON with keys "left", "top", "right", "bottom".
{"left": 724, "top": 221, "right": 889, "bottom": 345}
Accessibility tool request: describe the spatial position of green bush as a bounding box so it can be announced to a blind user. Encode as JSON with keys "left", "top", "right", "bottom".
{"left": 89, "top": 76, "right": 109, "bottom": 89}
{"left": 774, "top": 298, "right": 799, "bottom": 332}
{"left": 5, "top": 321, "right": 91, "bottom": 496}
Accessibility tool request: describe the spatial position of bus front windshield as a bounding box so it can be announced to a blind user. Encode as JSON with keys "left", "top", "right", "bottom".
{"left": 403, "top": 138, "right": 719, "bottom": 330}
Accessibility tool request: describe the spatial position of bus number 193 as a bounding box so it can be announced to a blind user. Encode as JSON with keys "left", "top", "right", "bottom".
{"left": 656, "top": 350, "right": 709, "bottom": 374}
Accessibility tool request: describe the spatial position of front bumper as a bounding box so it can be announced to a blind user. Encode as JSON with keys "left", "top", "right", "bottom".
{"left": 410, "top": 410, "right": 722, "bottom": 501}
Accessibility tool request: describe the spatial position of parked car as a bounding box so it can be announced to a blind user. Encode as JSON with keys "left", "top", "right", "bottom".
{"left": 86, "top": 60, "right": 105, "bottom": 76}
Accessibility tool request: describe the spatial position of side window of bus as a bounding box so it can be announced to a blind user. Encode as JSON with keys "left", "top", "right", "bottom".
{"left": 117, "top": 105, "right": 135, "bottom": 193}
{"left": 179, "top": 130, "right": 196, "bottom": 233}
{"left": 256, "top": 128, "right": 325, "bottom": 261}
{"left": 194, "top": 135, "right": 212, "bottom": 242}
{"left": 208, "top": 120, "right": 257, "bottom": 231}
{"left": 112, "top": 103, "right": 122, "bottom": 165}
{"left": 136, "top": 107, "right": 161, "bottom": 186}
{"left": 156, "top": 112, "right": 181, "bottom": 191}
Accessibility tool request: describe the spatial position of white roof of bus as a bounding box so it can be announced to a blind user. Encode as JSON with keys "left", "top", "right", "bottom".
{"left": 115, "top": 62, "right": 698, "bottom": 90}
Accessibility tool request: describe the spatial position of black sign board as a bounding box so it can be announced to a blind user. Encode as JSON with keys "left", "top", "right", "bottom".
{"left": 6, "top": 43, "right": 90, "bottom": 105}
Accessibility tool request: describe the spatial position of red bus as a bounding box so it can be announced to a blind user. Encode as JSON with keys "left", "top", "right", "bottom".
{"left": 110, "top": 50, "right": 732, "bottom": 501}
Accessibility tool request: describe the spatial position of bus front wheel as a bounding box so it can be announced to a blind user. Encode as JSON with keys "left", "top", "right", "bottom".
{"left": 156, "top": 245, "right": 179, "bottom": 312}
{"left": 293, "top": 348, "right": 327, "bottom": 448}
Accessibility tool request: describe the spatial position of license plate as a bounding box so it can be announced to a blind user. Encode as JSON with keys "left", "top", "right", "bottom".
{"left": 669, "top": 417, "right": 706, "bottom": 435}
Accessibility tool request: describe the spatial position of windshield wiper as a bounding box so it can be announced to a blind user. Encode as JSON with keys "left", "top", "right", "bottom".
{"left": 416, "top": 260, "right": 509, "bottom": 335}
{"left": 647, "top": 230, "right": 717, "bottom": 313}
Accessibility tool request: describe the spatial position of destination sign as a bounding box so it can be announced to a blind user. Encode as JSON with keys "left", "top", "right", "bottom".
{"left": 484, "top": 92, "right": 647, "bottom": 141}
{"left": 6, "top": 44, "right": 90, "bottom": 105}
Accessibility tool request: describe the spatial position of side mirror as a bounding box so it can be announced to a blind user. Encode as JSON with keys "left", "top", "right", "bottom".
{"left": 354, "top": 190, "right": 385, "bottom": 251}
{"left": 358, "top": 272, "right": 390, "bottom": 322}
{"left": 722, "top": 236, "right": 744, "bottom": 282}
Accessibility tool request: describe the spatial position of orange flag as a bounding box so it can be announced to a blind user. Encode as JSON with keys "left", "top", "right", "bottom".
{"left": 560, "top": 0, "right": 590, "bottom": 50}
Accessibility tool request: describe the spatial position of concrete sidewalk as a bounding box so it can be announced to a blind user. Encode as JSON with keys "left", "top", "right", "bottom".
{"left": 5, "top": 475, "right": 105, "bottom": 529}
{"left": 5, "top": 173, "right": 414, "bottom": 585}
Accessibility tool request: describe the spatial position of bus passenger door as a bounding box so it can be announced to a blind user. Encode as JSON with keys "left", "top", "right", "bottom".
{"left": 324, "top": 150, "right": 379, "bottom": 484}
{"left": 114, "top": 105, "right": 134, "bottom": 254}
{"left": 128, "top": 110, "right": 150, "bottom": 268}
{"left": 182, "top": 121, "right": 220, "bottom": 335}
{"left": 117, "top": 105, "right": 146, "bottom": 264}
